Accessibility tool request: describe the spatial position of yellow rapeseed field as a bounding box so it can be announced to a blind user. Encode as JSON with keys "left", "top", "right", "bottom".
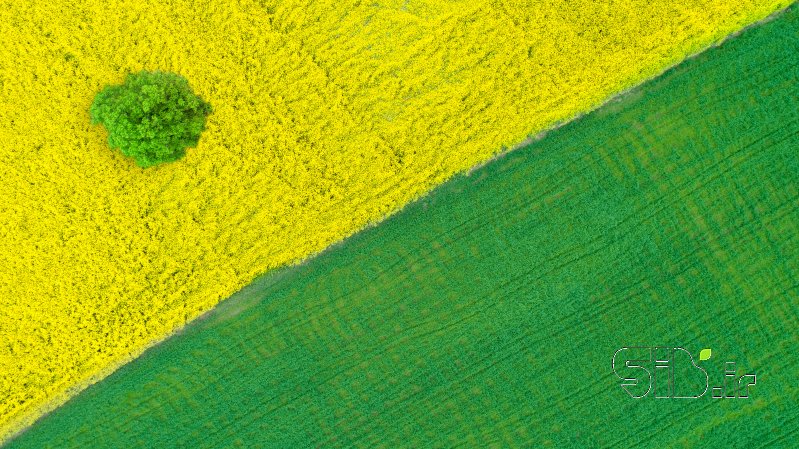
{"left": 0, "top": 0, "right": 792, "bottom": 441}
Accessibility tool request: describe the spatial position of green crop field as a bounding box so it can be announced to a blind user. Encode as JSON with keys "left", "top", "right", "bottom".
{"left": 6, "top": 5, "right": 799, "bottom": 449}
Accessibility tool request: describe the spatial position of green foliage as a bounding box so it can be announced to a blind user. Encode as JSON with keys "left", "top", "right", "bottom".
{"left": 90, "top": 71, "right": 212, "bottom": 168}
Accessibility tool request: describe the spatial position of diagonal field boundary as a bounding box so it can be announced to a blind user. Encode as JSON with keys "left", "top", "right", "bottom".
{"left": 1, "top": 1, "right": 795, "bottom": 441}
{"left": 5, "top": 4, "right": 799, "bottom": 448}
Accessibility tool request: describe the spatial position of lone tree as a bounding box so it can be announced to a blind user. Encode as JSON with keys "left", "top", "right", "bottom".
{"left": 90, "top": 71, "right": 212, "bottom": 168}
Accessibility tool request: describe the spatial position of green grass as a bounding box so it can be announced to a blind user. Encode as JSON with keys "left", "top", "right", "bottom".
{"left": 7, "top": 5, "right": 799, "bottom": 448}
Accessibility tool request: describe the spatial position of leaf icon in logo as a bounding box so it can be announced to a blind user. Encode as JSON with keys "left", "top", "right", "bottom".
{"left": 699, "top": 348, "right": 712, "bottom": 361}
